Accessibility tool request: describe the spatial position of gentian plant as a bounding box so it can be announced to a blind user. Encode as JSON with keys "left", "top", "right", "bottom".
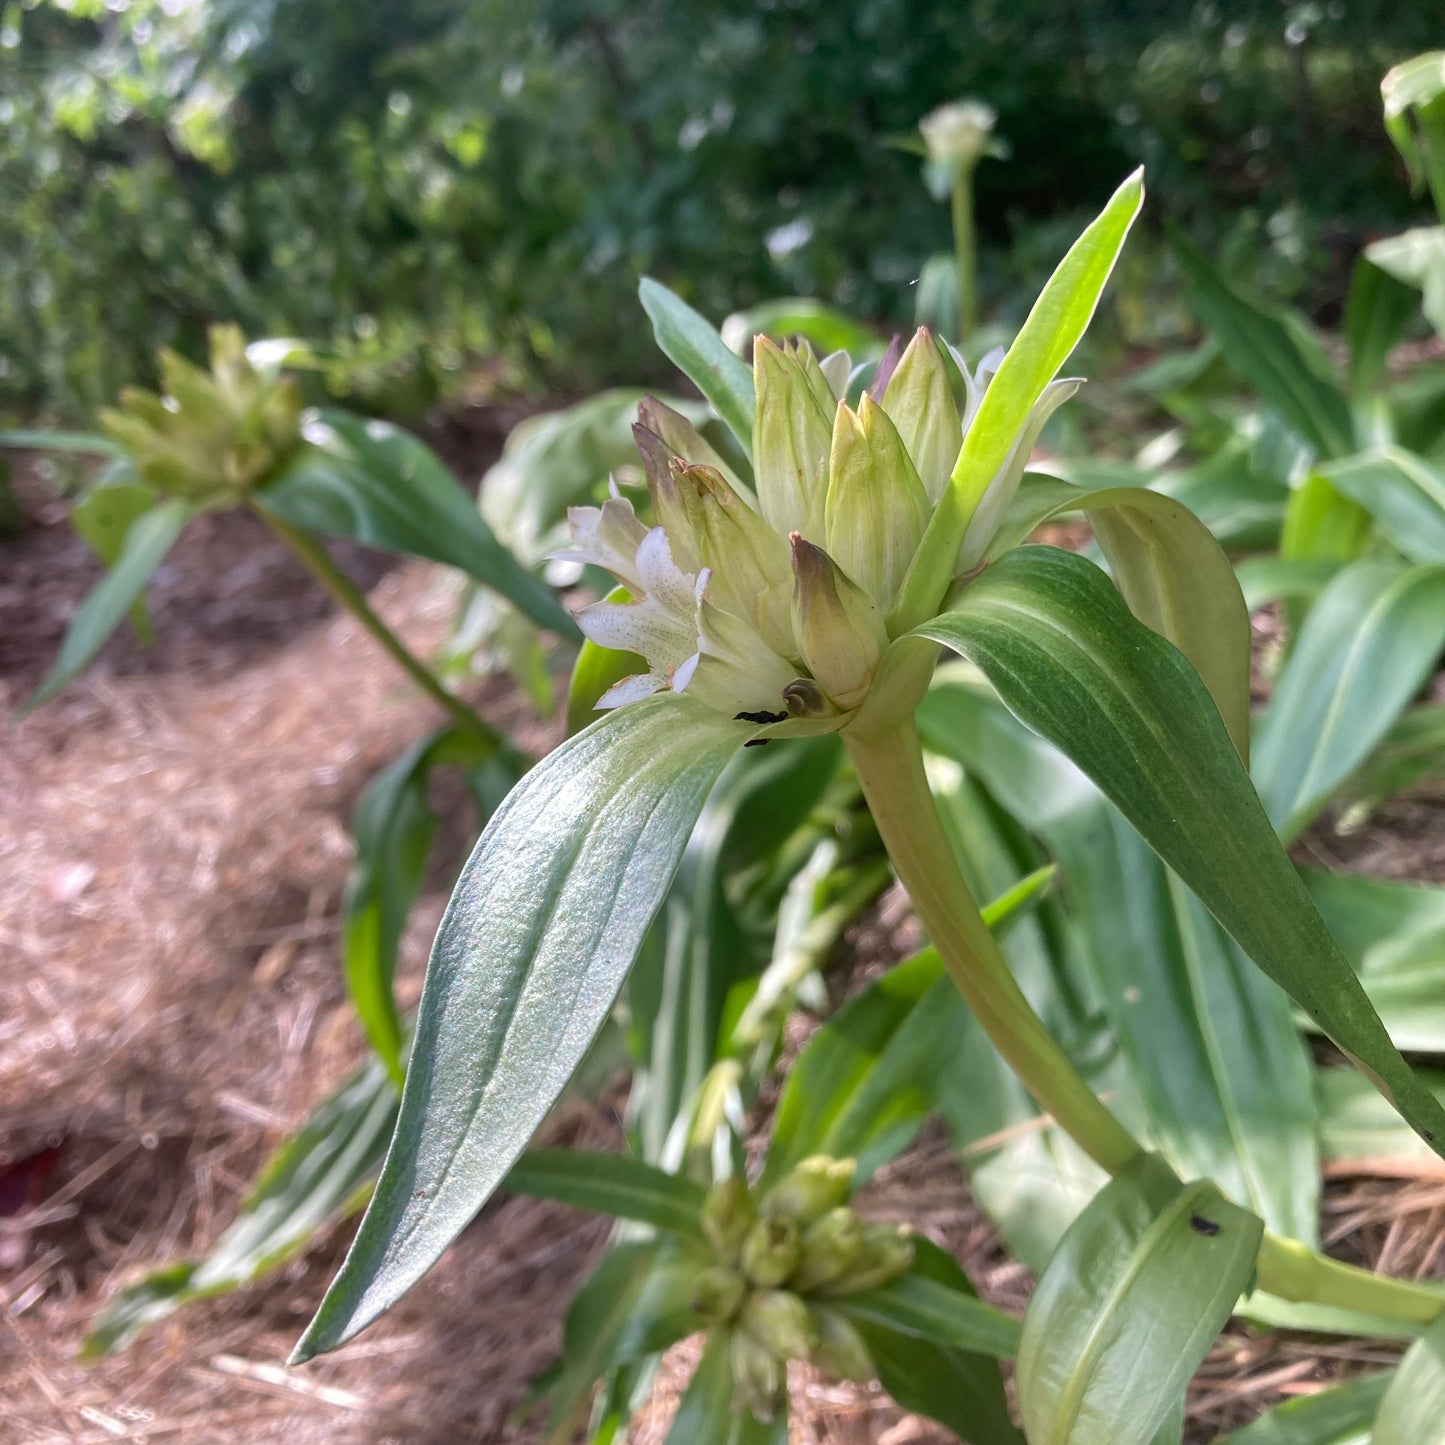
{"left": 294, "top": 172, "right": 1445, "bottom": 1433}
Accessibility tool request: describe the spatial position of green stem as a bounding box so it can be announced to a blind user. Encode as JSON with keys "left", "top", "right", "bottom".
{"left": 952, "top": 167, "right": 977, "bottom": 343}
{"left": 846, "top": 716, "right": 1140, "bottom": 1175}
{"left": 847, "top": 715, "right": 1445, "bottom": 1328}
{"left": 255, "top": 506, "right": 500, "bottom": 749}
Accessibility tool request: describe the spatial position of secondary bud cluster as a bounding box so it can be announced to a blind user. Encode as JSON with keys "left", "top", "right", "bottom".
{"left": 101, "top": 323, "right": 303, "bottom": 501}
{"left": 561, "top": 327, "right": 1076, "bottom": 731}
{"left": 689, "top": 1157, "right": 914, "bottom": 1421}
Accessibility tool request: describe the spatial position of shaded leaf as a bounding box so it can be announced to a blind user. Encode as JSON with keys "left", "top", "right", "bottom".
{"left": 1215, "top": 1373, "right": 1391, "bottom": 1444}
{"left": 664, "top": 1331, "right": 788, "bottom": 1445}
{"left": 1344, "top": 258, "right": 1417, "bottom": 396}
{"left": 1372, "top": 1316, "right": 1445, "bottom": 1444}
{"left": 1321, "top": 449, "right": 1445, "bottom": 565}
{"left": 504, "top": 1150, "right": 707, "bottom": 1240}
{"left": 1015, "top": 1154, "right": 1262, "bottom": 1445}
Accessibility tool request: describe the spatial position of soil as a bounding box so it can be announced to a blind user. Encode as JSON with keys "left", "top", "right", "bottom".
{"left": 1, "top": 419, "right": 1442, "bottom": 1443}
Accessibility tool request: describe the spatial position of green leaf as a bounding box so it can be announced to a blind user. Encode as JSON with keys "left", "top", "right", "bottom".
{"left": 897, "top": 169, "right": 1143, "bottom": 629}
{"left": 1280, "top": 473, "right": 1374, "bottom": 568}
{"left": 720, "top": 298, "right": 879, "bottom": 359}
{"left": 84, "top": 1055, "right": 399, "bottom": 1356}
{"left": 1172, "top": 230, "right": 1355, "bottom": 458}
{"left": 69, "top": 461, "right": 160, "bottom": 642}
{"left": 911, "top": 545, "right": 1445, "bottom": 1160}
{"left": 0, "top": 428, "right": 123, "bottom": 455}
{"left": 1318, "top": 1065, "right": 1445, "bottom": 1169}
{"left": 503, "top": 1150, "right": 707, "bottom": 1240}
{"left": 1367, "top": 227, "right": 1445, "bottom": 338}
{"left": 1216, "top": 1372, "right": 1392, "bottom": 1444}
{"left": 293, "top": 696, "right": 749, "bottom": 1361}
{"left": 840, "top": 1268, "right": 1023, "bottom": 1361}
{"left": 990, "top": 472, "right": 1252, "bottom": 757}
{"left": 1382, "top": 52, "right": 1445, "bottom": 195}
{"left": 1345, "top": 258, "right": 1418, "bottom": 397}
{"left": 639, "top": 279, "right": 756, "bottom": 454}
{"left": 1253, "top": 559, "right": 1445, "bottom": 843}
{"left": 1340, "top": 703, "right": 1445, "bottom": 819}
{"left": 545, "top": 1239, "right": 707, "bottom": 1441}
{"left": 665, "top": 1331, "right": 788, "bottom": 1445}
{"left": 844, "top": 1238, "right": 1023, "bottom": 1444}
{"left": 1014, "top": 1154, "right": 1263, "bottom": 1445}
{"left": 1234, "top": 556, "right": 1341, "bottom": 612}
{"left": 261, "top": 409, "right": 578, "bottom": 640}
{"left": 1320, "top": 450, "right": 1445, "bottom": 565}
{"left": 26, "top": 497, "right": 195, "bottom": 711}
{"left": 919, "top": 678, "right": 1320, "bottom": 1244}
{"left": 1372, "top": 1316, "right": 1445, "bottom": 1444}
{"left": 1305, "top": 869, "right": 1445, "bottom": 1055}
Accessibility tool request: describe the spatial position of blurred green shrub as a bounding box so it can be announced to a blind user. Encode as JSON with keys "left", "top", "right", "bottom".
{"left": 0, "top": 0, "right": 1438, "bottom": 416}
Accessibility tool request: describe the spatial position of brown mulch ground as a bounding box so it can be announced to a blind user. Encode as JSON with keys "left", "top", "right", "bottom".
{"left": 1, "top": 427, "right": 1443, "bottom": 1443}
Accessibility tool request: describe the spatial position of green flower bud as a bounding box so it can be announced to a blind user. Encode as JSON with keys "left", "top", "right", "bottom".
{"left": 880, "top": 328, "right": 963, "bottom": 505}
{"left": 700, "top": 1176, "right": 756, "bottom": 1262}
{"left": 761, "top": 1155, "right": 857, "bottom": 1226}
{"left": 824, "top": 395, "right": 930, "bottom": 608}
{"left": 752, "top": 336, "right": 833, "bottom": 537}
{"left": 637, "top": 394, "right": 750, "bottom": 499}
{"left": 788, "top": 1206, "right": 864, "bottom": 1292}
{"left": 740, "top": 1215, "right": 801, "bottom": 1288}
{"left": 816, "top": 1224, "right": 916, "bottom": 1297}
{"left": 808, "top": 1305, "right": 876, "bottom": 1383}
{"left": 789, "top": 539, "right": 885, "bottom": 712}
{"left": 740, "top": 1289, "right": 819, "bottom": 1362}
{"left": 100, "top": 323, "right": 303, "bottom": 501}
{"left": 730, "top": 1327, "right": 787, "bottom": 1422}
{"left": 690, "top": 1264, "right": 747, "bottom": 1323}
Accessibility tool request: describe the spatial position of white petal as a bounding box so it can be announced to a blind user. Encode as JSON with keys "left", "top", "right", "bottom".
{"left": 577, "top": 597, "right": 697, "bottom": 671}
{"left": 561, "top": 497, "right": 648, "bottom": 591}
{"left": 678, "top": 597, "right": 796, "bottom": 716}
{"left": 595, "top": 672, "right": 667, "bottom": 709}
{"left": 635, "top": 526, "right": 698, "bottom": 619}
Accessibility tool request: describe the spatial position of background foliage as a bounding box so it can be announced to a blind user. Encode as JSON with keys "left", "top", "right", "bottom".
{"left": 2, "top": 0, "right": 1439, "bottom": 417}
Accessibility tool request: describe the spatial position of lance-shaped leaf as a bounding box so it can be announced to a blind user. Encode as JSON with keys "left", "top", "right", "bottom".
{"left": 1371, "top": 1316, "right": 1445, "bottom": 1444}
{"left": 894, "top": 169, "right": 1143, "bottom": 630}
{"left": 988, "top": 472, "right": 1251, "bottom": 757}
{"left": 1320, "top": 449, "right": 1445, "bottom": 565}
{"left": 1339, "top": 703, "right": 1445, "bottom": 822}
{"left": 503, "top": 1150, "right": 707, "bottom": 1240}
{"left": 293, "top": 696, "right": 750, "bottom": 1360}
{"left": 69, "top": 460, "right": 161, "bottom": 643}
{"left": 1015, "top": 1154, "right": 1262, "bottom": 1445}
{"left": 27, "top": 497, "right": 196, "bottom": 710}
{"left": 1368, "top": 227, "right": 1445, "bottom": 338}
{"left": 1317, "top": 1065, "right": 1445, "bottom": 1171}
{"left": 1344, "top": 257, "right": 1417, "bottom": 397}
{"left": 1172, "top": 230, "right": 1355, "bottom": 459}
{"left": 1253, "top": 558, "right": 1445, "bottom": 844}
{"left": 639, "top": 278, "right": 756, "bottom": 454}
{"left": 843, "top": 1239, "right": 1022, "bottom": 1444}
{"left": 909, "top": 545, "right": 1445, "bottom": 1159}
{"left": 665, "top": 1331, "right": 788, "bottom": 1445}
{"left": 1216, "top": 1373, "right": 1392, "bottom": 1444}
{"left": 261, "top": 409, "right": 578, "bottom": 640}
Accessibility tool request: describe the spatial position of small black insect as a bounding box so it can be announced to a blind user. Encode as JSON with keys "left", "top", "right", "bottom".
{"left": 743, "top": 738, "right": 772, "bottom": 748}
{"left": 735, "top": 709, "right": 788, "bottom": 725}
{"left": 1190, "top": 1213, "right": 1220, "bottom": 1236}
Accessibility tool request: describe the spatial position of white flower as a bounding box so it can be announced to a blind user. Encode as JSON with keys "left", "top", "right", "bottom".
{"left": 919, "top": 100, "right": 999, "bottom": 170}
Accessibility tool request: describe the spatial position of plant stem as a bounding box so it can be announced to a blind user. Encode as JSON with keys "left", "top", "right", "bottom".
{"left": 847, "top": 714, "right": 1445, "bottom": 1327}
{"left": 255, "top": 506, "right": 501, "bottom": 749}
{"left": 952, "top": 167, "right": 977, "bottom": 343}
{"left": 845, "top": 716, "right": 1141, "bottom": 1175}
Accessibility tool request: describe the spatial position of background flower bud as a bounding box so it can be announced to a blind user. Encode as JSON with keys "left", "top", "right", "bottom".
{"left": 690, "top": 1264, "right": 747, "bottom": 1323}
{"left": 824, "top": 396, "right": 930, "bottom": 608}
{"left": 788, "top": 1206, "right": 864, "bottom": 1292}
{"left": 761, "top": 1155, "right": 856, "bottom": 1225}
{"left": 741, "top": 1215, "right": 801, "bottom": 1287}
{"left": 816, "top": 1224, "right": 916, "bottom": 1296}
{"left": 789, "top": 539, "right": 885, "bottom": 712}
{"left": 730, "top": 1327, "right": 787, "bottom": 1422}
{"left": 808, "top": 1306, "right": 876, "bottom": 1383}
{"left": 701, "top": 1176, "right": 757, "bottom": 1262}
{"left": 740, "top": 1289, "right": 820, "bottom": 1362}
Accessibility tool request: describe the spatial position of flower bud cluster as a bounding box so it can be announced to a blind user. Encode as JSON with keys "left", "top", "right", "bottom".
{"left": 100, "top": 323, "right": 303, "bottom": 501}
{"left": 689, "top": 1157, "right": 914, "bottom": 1422}
{"left": 562, "top": 327, "right": 1076, "bottom": 732}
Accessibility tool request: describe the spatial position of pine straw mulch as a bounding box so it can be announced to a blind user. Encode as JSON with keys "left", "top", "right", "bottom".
{"left": 2, "top": 457, "right": 1444, "bottom": 1442}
